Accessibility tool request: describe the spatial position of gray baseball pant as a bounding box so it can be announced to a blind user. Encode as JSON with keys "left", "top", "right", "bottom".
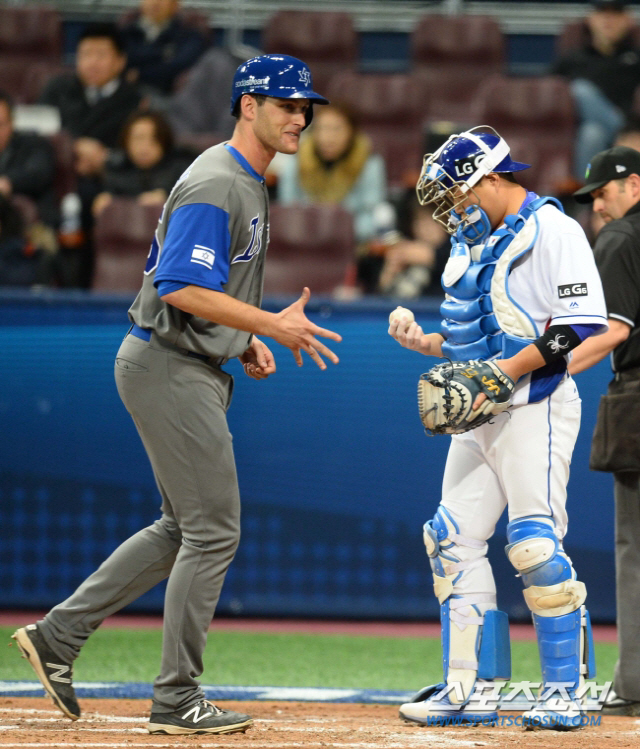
{"left": 38, "top": 334, "right": 240, "bottom": 712}
{"left": 613, "top": 470, "right": 640, "bottom": 702}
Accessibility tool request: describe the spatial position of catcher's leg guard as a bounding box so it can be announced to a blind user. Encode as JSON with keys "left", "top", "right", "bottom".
{"left": 399, "top": 507, "right": 511, "bottom": 726}
{"left": 506, "top": 516, "right": 596, "bottom": 731}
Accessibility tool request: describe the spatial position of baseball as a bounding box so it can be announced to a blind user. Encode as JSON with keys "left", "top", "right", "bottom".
{"left": 389, "top": 306, "right": 415, "bottom": 326}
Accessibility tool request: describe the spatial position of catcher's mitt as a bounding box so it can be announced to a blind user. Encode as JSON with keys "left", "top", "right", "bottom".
{"left": 418, "top": 359, "right": 515, "bottom": 435}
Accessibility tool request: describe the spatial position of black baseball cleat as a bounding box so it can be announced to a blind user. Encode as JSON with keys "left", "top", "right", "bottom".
{"left": 148, "top": 699, "right": 253, "bottom": 735}
{"left": 600, "top": 688, "right": 640, "bottom": 716}
{"left": 12, "top": 624, "right": 80, "bottom": 720}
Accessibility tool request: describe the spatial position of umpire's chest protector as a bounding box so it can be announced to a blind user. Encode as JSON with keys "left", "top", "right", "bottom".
{"left": 439, "top": 197, "right": 562, "bottom": 361}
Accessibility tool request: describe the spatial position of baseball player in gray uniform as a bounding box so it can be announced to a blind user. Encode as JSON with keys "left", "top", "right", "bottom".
{"left": 12, "top": 54, "right": 340, "bottom": 736}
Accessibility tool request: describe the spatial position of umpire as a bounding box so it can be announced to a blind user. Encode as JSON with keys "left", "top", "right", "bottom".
{"left": 571, "top": 145, "right": 640, "bottom": 716}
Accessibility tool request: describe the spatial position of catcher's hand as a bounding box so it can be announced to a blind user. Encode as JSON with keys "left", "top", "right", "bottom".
{"left": 418, "top": 359, "right": 515, "bottom": 435}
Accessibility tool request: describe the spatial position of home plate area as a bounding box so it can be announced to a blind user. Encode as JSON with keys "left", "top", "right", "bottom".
{"left": 1, "top": 698, "right": 638, "bottom": 749}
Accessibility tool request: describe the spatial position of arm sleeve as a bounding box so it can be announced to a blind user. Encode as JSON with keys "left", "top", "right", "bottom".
{"left": 533, "top": 322, "right": 601, "bottom": 364}
{"left": 154, "top": 202, "right": 231, "bottom": 292}
{"left": 157, "top": 281, "right": 187, "bottom": 296}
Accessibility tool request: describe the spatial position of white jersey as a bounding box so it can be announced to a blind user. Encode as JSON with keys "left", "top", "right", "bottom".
{"left": 505, "top": 204, "right": 607, "bottom": 405}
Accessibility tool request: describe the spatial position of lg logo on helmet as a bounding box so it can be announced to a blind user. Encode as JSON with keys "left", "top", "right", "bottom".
{"left": 453, "top": 154, "right": 486, "bottom": 177}
{"left": 558, "top": 283, "right": 588, "bottom": 298}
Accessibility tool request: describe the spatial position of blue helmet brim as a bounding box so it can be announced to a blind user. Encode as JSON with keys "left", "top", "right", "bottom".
{"left": 289, "top": 91, "right": 329, "bottom": 105}
{"left": 495, "top": 159, "right": 530, "bottom": 173}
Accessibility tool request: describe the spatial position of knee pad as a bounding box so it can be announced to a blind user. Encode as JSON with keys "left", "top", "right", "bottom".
{"left": 424, "top": 507, "right": 510, "bottom": 702}
{"left": 423, "top": 506, "right": 487, "bottom": 604}
{"left": 506, "top": 516, "right": 586, "bottom": 617}
{"left": 506, "top": 516, "right": 595, "bottom": 690}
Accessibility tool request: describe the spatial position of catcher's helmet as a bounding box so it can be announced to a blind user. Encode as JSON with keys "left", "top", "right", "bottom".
{"left": 416, "top": 126, "right": 530, "bottom": 238}
{"left": 230, "top": 54, "right": 329, "bottom": 127}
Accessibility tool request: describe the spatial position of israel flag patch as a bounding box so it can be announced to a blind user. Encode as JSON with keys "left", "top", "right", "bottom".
{"left": 191, "top": 245, "right": 215, "bottom": 269}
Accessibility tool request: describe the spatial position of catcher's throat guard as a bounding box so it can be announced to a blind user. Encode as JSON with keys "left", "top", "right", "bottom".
{"left": 418, "top": 359, "right": 515, "bottom": 435}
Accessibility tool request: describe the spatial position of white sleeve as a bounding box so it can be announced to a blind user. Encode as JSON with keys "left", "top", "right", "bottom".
{"left": 538, "top": 209, "right": 608, "bottom": 332}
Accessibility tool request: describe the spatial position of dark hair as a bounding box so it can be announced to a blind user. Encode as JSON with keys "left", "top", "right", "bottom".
{"left": 500, "top": 172, "right": 519, "bottom": 184}
{"left": 78, "top": 22, "right": 125, "bottom": 55}
{"left": 118, "top": 110, "right": 174, "bottom": 156}
{"left": 0, "top": 90, "right": 14, "bottom": 116}
{"left": 232, "top": 93, "right": 267, "bottom": 120}
{"left": 314, "top": 101, "right": 359, "bottom": 132}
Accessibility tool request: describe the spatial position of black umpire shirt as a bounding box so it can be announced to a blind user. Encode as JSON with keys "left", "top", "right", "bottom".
{"left": 593, "top": 200, "right": 640, "bottom": 372}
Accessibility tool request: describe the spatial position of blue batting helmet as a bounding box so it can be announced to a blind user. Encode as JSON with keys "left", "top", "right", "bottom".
{"left": 230, "top": 54, "right": 329, "bottom": 126}
{"left": 416, "top": 126, "right": 530, "bottom": 236}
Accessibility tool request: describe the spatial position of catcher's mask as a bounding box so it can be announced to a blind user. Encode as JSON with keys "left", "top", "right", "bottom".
{"left": 416, "top": 126, "right": 530, "bottom": 243}
{"left": 230, "top": 54, "right": 329, "bottom": 130}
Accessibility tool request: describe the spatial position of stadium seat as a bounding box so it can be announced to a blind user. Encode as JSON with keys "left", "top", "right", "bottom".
{"left": 470, "top": 75, "right": 576, "bottom": 196}
{"left": 325, "top": 73, "right": 430, "bottom": 188}
{"left": 93, "top": 199, "right": 162, "bottom": 292}
{"left": 0, "top": 6, "right": 62, "bottom": 62}
{"left": 411, "top": 14, "right": 505, "bottom": 124}
{"left": 264, "top": 204, "right": 355, "bottom": 296}
{"left": 262, "top": 10, "right": 358, "bottom": 92}
{"left": 0, "top": 58, "right": 71, "bottom": 105}
{"left": 174, "top": 132, "right": 225, "bottom": 156}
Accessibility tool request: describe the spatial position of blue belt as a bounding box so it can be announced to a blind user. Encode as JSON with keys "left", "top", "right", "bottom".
{"left": 131, "top": 324, "right": 151, "bottom": 342}
{"left": 129, "top": 324, "right": 214, "bottom": 364}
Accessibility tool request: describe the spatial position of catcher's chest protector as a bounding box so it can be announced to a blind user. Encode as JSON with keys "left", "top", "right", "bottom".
{"left": 440, "top": 197, "right": 562, "bottom": 362}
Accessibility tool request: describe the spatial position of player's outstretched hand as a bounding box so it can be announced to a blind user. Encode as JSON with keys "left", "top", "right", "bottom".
{"left": 239, "top": 336, "right": 276, "bottom": 380}
{"left": 389, "top": 319, "right": 443, "bottom": 357}
{"left": 274, "top": 287, "right": 341, "bottom": 369}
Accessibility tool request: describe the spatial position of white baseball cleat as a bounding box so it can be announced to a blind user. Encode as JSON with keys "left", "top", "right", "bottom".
{"left": 399, "top": 683, "right": 498, "bottom": 726}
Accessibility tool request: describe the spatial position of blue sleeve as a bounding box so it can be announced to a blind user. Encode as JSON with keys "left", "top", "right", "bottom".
{"left": 157, "top": 281, "right": 187, "bottom": 296}
{"left": 571, "top": 323, "right": 602, "bottom": 342}
{"left": 154, "top": 203, "right": 231, "bottom": 292}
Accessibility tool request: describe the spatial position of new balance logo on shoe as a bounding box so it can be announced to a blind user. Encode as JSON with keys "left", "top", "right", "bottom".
{"left": 181, "top": 704, "right": 219, "bottom": 723}
{"left": 148, "top": 699, "right": 252, "bottom": 735}
{"left": 46, "top": 663, "right": 72, "bottom": 684}
{"left": 11, "top": 624, "right": 80, "bottom": 720}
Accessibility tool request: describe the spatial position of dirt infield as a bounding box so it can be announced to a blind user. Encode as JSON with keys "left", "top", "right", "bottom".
{"left": 1, "top": 697, "right": 638, "bottom": 749}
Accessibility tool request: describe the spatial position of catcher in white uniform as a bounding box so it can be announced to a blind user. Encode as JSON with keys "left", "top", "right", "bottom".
{"left": 390, "top": 127, "right": 608, "bottom": 729}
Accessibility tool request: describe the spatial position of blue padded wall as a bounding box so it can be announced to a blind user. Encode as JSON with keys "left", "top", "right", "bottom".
{"left": 0, "top": 292, "right": 615, "bottom": 621}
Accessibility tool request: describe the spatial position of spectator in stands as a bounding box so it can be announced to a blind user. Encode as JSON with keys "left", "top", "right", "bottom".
{"left": 277, "top": 102, "right": 387, "bottom": 244}
{"left": 39, "top": 23, "right": 143, "bottom": 287}
{"left": 616, "top": 117, "right": 640, "bottom": 151}
{"left": 0, "top": 91, "right": 57, "bottom": 228}
{"left": 39, "top": 22, "right": 142, "bottom": 181}
{"left": 120, "top": 0, "right": 208, "bottom": 98}
{"left": 358, "top": 192, "right": 449, "bottom": 297}
{"left": 553, "top": 0, "right": 640, "bottom": 179}
{"left": 0, "top": 194, "right": 51, "bottom": 286}
{"left": 93, "top": 111, "right": 190, "bottom": 216}
{"left": 164, "top": 46, "right": 240, "bottom": 140}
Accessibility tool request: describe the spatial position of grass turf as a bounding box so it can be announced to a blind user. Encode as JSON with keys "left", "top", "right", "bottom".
{"left": 1, "top": 626, "right": 618, "bottom": 692}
